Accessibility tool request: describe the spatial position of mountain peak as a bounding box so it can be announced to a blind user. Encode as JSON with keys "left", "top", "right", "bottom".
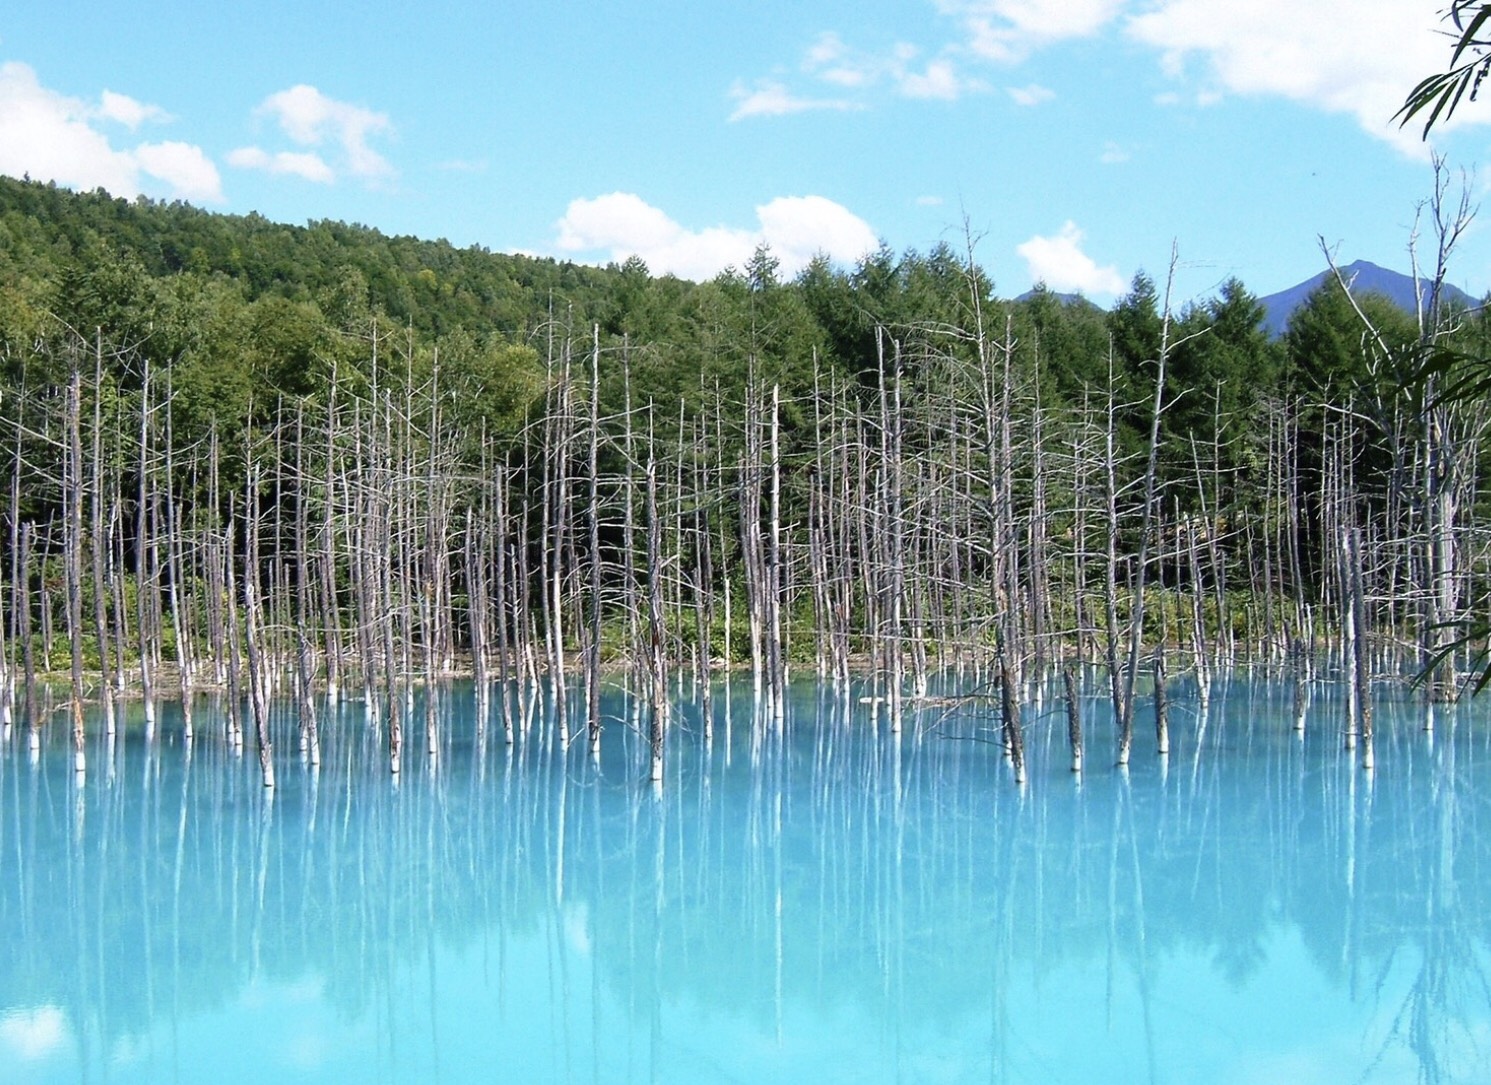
{"left": 1258, "top": 261, "right": 1475, "bottom": 338}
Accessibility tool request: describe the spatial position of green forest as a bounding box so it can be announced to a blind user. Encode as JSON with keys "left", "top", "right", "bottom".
{"left": 0, "top": 173, "right": 1486, "bottom": 776}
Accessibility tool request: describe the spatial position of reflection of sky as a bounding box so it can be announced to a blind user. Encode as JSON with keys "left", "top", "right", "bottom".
{"left": 3, "top": 678, "right": 1491, "bottom": 1084}
{"left": 2, "top": 929, "right": 1462, "bottom": 1085}
{"left": 1, "top": 1005, "right": 70, "bottom": 1063}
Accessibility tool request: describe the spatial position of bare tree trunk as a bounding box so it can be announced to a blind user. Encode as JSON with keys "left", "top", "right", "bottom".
{"left": 1348, "top": 526, "right": 1374, "bottom": 769}
{"left": 1063, "top": 663, "right": 1084, "bottom": 774}
{"left": 645, "top": 428, "right": 667, "bottom": 786}
{"left": 89, "top": 332, "right": 116, "bottom": 738}
{"left": 19, "top": 521, "right": 37, "bottom": 753}
{"left": 243, "top": 471, "right": 275, "bottom": 789}
{"left": 1101, "top": 345, "right": 1131, "bottom": 765}
{"left": 294, "top": 404, "right": 320, "bottom": 767}
{"left": 767, "top": 382, "right": 786, "bottom": 727}
{"left": 493, "top": 463, "right": 515, "bottom": 745}
{"left": 998, "top": 639, "right": 1025, "bottom": 785}
{"left": 162, "top": 379, "right": 194, "bottom": 741}
{"left": 1120, "top": 245, "right": 1181, "bottom": 757}
{"left": 586, "top": 325, "right": 603, "bottom": 757}
{"left": 64, "top": 362, "right": 86, "bottom": 774}
{"left": 136, "top": 361, "right": 157, "bottom": 736}
{"left": 1153, "top": 650, "right": 1169, "bottom": 756}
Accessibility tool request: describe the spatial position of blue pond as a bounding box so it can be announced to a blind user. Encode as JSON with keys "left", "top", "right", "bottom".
{"left": 2, "top": 673, "right": 1490, "bottom": 1084}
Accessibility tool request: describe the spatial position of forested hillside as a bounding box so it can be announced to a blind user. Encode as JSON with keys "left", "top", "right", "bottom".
{"left": 0, "top": 175, "right": 1486, "bottom": 773}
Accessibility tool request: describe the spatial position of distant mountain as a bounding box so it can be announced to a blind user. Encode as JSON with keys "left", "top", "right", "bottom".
{"left": 1258, "top": 260, "right": 1478, "bottom": 338}
{"left": 1017, "top": 287, "right": 1083, "bottom": 305}
{"left": 1014, "top": 287, "right": 1105, "bottom": 314}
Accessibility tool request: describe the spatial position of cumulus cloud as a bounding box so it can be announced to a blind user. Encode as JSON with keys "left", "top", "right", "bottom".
{"left": 757, "top": 195, "right": 882, "bottom": 270}
{"left": 735, "top": 28, "right": 985, "bottom": 118}
{"left": 134, "top": 141, "right": 224, "bottom": 202}
{"left": 98, "top": 90, "right": 171, "bottom": 129}
{"left": 238, "top": 84, "right": 394, "bottom": 181}
{"left": 735, "top": 0, "right": 1450, "bottom": 154}
{"left": 1017, "top": 221, "right": 1125, "bottom": 296}
{"left": 226, "top": 146, "right": 334, "bottom": 183}
{"left": 0, "top": 61, "right": 223, "bottom": 202}
{"left": 1007, "top": 83, "right": 1056, "bottom": 106}
{"left": 1125, "top": 0, "right": 1460, "bottom": 152}
{"left": 899, "top": 58, "right": 969, "bottom": 100}
{"left": 949, "top": 0, "right": 1125, "bottom": 63}
{"left": 555, "top": 192, "right": 878, "bottom": 280}
{"left": 728, "top": 80, "right": 858, "bottom": 121}
{"left": 803, "top": 32, "right": 879, "bottom": 89}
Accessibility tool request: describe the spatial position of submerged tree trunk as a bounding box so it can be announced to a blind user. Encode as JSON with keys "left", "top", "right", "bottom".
{"left": 1063, "top": 663, "right": 1084, "bottom": 774}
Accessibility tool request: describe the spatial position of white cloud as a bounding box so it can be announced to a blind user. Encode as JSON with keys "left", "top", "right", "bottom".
{"left": 1017, "top": 221, "right": 1125, "bottom": 296}
{"left": 728, "top": 80, "right": 858, "bottom": 121}
{"left": 557, "top": 193, "right": 680, "bottom": 254}
{"left": 1099, "top": 140, "right": 1131, "bottom": 163}
{"left": 803, "top": 32, "right": 877, "bottom": 88}
{"left": 898, "top": 58, "right": 972, "bottom": 100}
{"left": 916, "top": 194, "right": 945, "bottom": 206}
{"left": 1007, "top": 83, "right": 1056, "bottom": 106}
{"left": 1125, "top": 0, "right": 1460, "bottom": 153}
{"left": 733, "top": 2, "right": 1102, "bottom": 120}
{"left": 757, "top": 195, "right": 882, "bottom": 271}
{"left": 731, "top": 0, "right": 1466, "bottom": 159}
{"left": 0, "top": 62, "right": 136, "bottom": 193}
{"left": 949, "top": 0, "right": 1125, "bottom": 63}
{"left": 0, "top": 62, "right": 222, "bottom": 202}
{"left": 250, "top": 84, "right": 394, "bottom": 180}
{"left": 554, "top": 192, "right": 878, "bottom": 280}
{"left": 135, "top": 141, "right": 224, "bottom": 202}
{"left": 98, "top": 90, "right": 170, "bottom": 129}
{"left": 227, "top": 146, "right": 335, "bottom": 184}
{"left": 737, "top": 29, "right": 985, "bottom": 118}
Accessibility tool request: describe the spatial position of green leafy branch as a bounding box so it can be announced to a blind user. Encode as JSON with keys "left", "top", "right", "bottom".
{"left": 1397, "top": 2, "right": 1491, "bottom": 137}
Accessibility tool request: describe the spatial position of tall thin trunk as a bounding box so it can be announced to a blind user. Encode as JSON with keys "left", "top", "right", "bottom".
{"left": 64, "top": 362, "right": 87, "bottom": 773}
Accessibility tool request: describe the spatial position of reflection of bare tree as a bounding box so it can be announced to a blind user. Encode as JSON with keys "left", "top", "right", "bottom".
{"left": 10, "top": 679, "right": 1491, "bottom": 1082}
{"left": 1374, "top": 709, "right": 1491, "bottom": 1085}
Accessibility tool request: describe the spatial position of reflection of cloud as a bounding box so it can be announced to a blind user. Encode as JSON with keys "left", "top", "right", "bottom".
{"left": 555, "top": 192, "right": 878, "bottom": 280}
{"left": 564, "top": 901, "right": 592, "bottom": 956}
{"left": 1017, "top": 220, "right": 1125, "bottom": 296}
{"left": 282, "top": 1029, "right": 332, "bottom": 1070}
{"left": 1, "top": 1005, "right": 70, "bottom": 1060}
{"left": 0, "top": 62, "right": 223, "bottom": 202}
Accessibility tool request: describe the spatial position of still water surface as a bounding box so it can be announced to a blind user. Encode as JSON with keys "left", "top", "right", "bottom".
{"left": 2, "top": 675, "right": 1490, "bottom": 1084}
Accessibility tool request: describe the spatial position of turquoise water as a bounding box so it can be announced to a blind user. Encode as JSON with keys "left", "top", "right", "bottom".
{"left": 3, "top": 674, "right": 1490, "bottom": 1084}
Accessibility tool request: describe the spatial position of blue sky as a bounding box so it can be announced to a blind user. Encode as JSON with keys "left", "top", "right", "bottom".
{"left": 2, "top": 1, "right": 1489, "bottom": 307}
